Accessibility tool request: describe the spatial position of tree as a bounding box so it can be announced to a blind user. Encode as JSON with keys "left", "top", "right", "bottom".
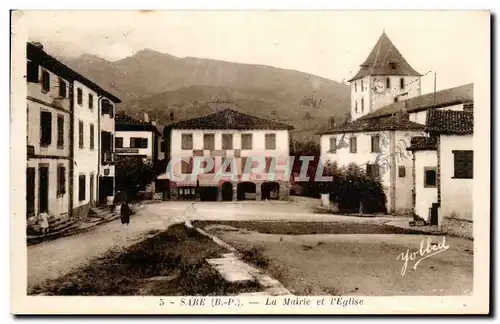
{"left": 115, "top": 156, "right": 156, "bottom": 200}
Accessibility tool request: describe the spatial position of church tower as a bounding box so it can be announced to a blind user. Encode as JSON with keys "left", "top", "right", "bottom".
{"left": 348, "top": 32, "right": 422, "bottom": 121}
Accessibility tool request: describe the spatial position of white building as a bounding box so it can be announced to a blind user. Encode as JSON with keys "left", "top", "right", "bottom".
{"left": 318, "top": 32, "right": 426, "bottom": 214}
{"left": 408, "top": 108, "right": 474, "bottom": 238}
{"left": 115, "top": 112, "right": 163, "bottom": 163}
{"left": 161, "top": 108, "right": 294, "bottom": 201}
{"left": 26, "top": 42, "right": 121, "bottom": 229}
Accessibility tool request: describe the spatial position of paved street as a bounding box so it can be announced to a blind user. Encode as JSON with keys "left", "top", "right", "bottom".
{"left": 27, "top": 197, "right": 470, "bottom": 294}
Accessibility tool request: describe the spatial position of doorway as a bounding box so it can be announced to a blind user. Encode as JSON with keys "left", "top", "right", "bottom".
{"left": 26, "top": 167, "right": 35, "bottom": 217}
{"left": 90, "top": 173, "right": 95, "bottom": 207}
{"left": 221, "top": 182, "right": 233, "bottom": 201}
{"left": 38, "top": 165, "right": 49, "bottom": 213}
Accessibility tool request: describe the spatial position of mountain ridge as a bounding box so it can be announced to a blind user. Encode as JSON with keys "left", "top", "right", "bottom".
{"left": 60, "top": 48, "right": 351, "bottom": 140}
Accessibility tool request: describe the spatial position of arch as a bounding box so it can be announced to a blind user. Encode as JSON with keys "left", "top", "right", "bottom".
{"left": 237, "top": 182, "right": 256, "bottom": 201}
{"left": 261, "top": 181, "right": 280, "bottom": 200}
{"left": 220, "top": 182, "right": 233, "bottom": 201}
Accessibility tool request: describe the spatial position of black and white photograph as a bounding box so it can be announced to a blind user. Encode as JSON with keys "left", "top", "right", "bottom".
{"left": 9, "top": 9, "right": 490, "bottom": 315}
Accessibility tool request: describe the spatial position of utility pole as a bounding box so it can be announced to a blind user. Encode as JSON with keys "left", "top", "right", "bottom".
{"left": 433, "top": 72, "right": 437, "bottom": 107}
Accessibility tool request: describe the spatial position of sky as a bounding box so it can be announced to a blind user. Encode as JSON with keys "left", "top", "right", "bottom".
{"left": 16, "top": 10, "right": 489, "bottom": 94}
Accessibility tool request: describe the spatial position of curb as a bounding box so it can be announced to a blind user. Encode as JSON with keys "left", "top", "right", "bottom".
{"left": 185, "top": 220, "right": 292, "bottom": 296}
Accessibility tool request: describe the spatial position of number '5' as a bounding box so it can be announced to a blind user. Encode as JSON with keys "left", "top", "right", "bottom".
{"left": 159, "top": 299, "right": 164, "bottom": 306}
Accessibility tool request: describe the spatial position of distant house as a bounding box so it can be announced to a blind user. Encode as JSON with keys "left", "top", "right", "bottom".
{"left": 115, "top": 112, "right": 163, "bottom": 163}
{"left": 408, "top": 109, "right": 474, "bottom": 237}
{"left": 160, "top": 108, "right": 294, "bottom": 201}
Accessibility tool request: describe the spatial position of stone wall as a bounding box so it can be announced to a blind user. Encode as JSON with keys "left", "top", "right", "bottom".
{"left": 72, "top": 203, "right": 90, "bottom": 222}
{"left": 441, "top": 217, "right": 473, "bottom": 240}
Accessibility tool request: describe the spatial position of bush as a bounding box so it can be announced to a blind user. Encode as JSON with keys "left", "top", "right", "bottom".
{"left": 302, "top": 162, "right": 387, "bottom": 214}
{"left": 115, "top": 156, "right": 156, "bottom": 200}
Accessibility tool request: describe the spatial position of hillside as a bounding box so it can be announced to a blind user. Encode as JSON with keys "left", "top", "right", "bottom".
{"left": 61, "top": 49, "right": 351, "bottom": 140}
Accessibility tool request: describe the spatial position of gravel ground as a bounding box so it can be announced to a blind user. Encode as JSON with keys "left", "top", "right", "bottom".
{"left": 200, "top": 223, "right": 473, "bottom": 296}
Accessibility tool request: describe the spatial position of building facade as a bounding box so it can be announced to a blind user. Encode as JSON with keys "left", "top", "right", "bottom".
{"left": 408, "top": 109, "right": 474, "bottom": 237}
{"left": 319, "top": 32, "right": 426, "bottom": 214}
{"left": 348, "top": 32, "right": 422, "bottom": 121}
{"left": 115, "top": 112, "right": 162, "bottom": 163}
{"left": 161, "top": 108, "right": 294, "bottom": 201}
{"left": 26, "top": 42, "right": 121, "bottom": 228}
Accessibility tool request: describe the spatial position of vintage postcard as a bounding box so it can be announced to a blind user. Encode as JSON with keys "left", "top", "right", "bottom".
{"left": 10, "top": 10, "right": 490, "bottom": 315}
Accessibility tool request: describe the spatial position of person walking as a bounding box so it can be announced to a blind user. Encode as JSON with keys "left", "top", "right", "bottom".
{"left": 120, "top": 200, "right": 133, "bottom": 227}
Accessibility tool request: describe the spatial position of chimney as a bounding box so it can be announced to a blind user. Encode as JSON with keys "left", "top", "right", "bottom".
{"left": 30, "top": 41, "right": 44, "bottom": 50}
{"left": 329, "top": 117, "right": 336, "bottom": 129}
{"left": 143, "top": 112, "right": 149, "bottom": 123}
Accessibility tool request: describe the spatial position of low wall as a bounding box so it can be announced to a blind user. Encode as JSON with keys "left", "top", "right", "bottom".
{"left": 72, "top": 203, "right": 90, "bottom": 222}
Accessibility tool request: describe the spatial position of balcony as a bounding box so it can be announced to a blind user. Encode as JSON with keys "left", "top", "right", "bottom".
{"left": 102, "top": 152, "right": 117, "bottom": 164}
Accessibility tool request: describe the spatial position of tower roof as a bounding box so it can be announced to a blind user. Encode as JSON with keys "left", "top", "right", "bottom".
{"left": 348, "top": 32, "right": 422, "bottom": 82}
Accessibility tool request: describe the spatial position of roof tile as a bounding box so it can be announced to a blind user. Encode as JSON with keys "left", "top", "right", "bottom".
{"left": 165, "top": 108, "right": 294, "bottom": 131}
{"left": 425, "top": 110, "right": 474, "bottom": 135}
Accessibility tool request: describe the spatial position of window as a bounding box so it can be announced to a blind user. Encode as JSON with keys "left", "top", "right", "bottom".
{"left": 399, "top": 165, "right": 406, "bottom": 178}
{"left": 389, "top": 62, "right": 397, "bottom": 70}
{"left": 355, "top": 82, "right": 357, "bottom": 92}
{"left": 361, "top": 80, "right": 364, "bottom": 92}
{"left": 57, "top": 115, "right": 64, "bottom": 148}
{"left": 40, "top": 111, "right": 52, "bottom": 146}
{"left": 181, "top": 134, "right": 193, "bottom": 150}
{"left": 58, "top": 78, "right": 67, "bottom": 98}
{"left": 181, "top": 158, "right": 193, "bottom": 174}
{"left": 115, "top": 137, "right": 123, "bottom": 148}
{"left": 350, "top": 137, "right": 357, "bottom": 153}
{"left": 41, "top": 70, "right": 50, "bottom": 92}
{"left": 400, "top": 78, "right": 405, "bottom": 90}
{"left": 27, "top": 60, "right": 39, "bottom": 83}
{"left": 78, "top": 121, "right": 84, "bottom": 148}
{"left": 453, "top": 150, "right": 473, "bottom": 179}
{"left": 241, "top": 133, "right": 253, "bottom": 150}
{"left": 77, "top": 88, "right": 83, "bottom": 105}
{"left": 78, "top": 174, "right": 86, "bottom": 201}
{"left": 386, "top": 77, "right": 391, "bottom": 89}
{"left": 265, "top": 133, "right": 276, "bottom": 150}
{"left": 355, "top": 101, "right": 358, "bottom": 113}
{"left": 371, "top": 135, "right": 380, "bottom": 153}
{"left": 394, "top": 97, "right": 399, "bottom": 103}
{"left": 424, "top": 167, "right": 437, "bottom": 187}
{"left": 329, "top": 137, "right": 337, "bottom": 153}
{"left": 101, "top": 99, "right": 114, "bottom": 117}
{"left": 361, "top": 98, "right": 364, "bottom": 112}
{"left": 57, "top": 165, "right": 66, "bottom": 196}
{"left": 89, "top": 94, "right": 94, "bottom": 110}
{"left": 222, "top": 134, "right": 233, "bottom": 149}
{"left": 203, "top": 134, "right": 215, "bottom": 150}
{"left": 366, "top": 164, "right": 380, "bottom": 177}
{"left": 131, "top": 137, "right": 148, "bottom": 148}
{"left": 89, "top": 124, "right": 95, "bottom": 150}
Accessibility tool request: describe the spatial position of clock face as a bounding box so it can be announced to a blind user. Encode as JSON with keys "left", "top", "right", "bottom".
{"left": 374, "top": 80, "right": 385, "bottom": 93}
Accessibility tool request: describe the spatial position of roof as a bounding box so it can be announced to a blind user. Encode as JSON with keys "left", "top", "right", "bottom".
{"left": 425, "top": 110, "right": 474, "bottom": 135}
{"left": 27, "top": 42, "right": 121, "bottom": 103}
{"left": 165, "top": 108, "right": 294, "bottom": 131}
{"left": 406, "top": 136, "right": 437, "bottom": 151}
{"left": 348, "top": 32, "right": 422, "bottom": 82}
{"left": 115, "top": 113, "right": 162, "bottom": 136}
{"left": 360, "top": 83, "right": 474, "bottom": 120}
{"left": 316, "top": 114, "right": 424, "bottom": 135}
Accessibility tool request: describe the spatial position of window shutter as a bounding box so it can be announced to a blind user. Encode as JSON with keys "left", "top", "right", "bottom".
{"left": 27, "top": 61, "right": 39, "bottom": 83}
